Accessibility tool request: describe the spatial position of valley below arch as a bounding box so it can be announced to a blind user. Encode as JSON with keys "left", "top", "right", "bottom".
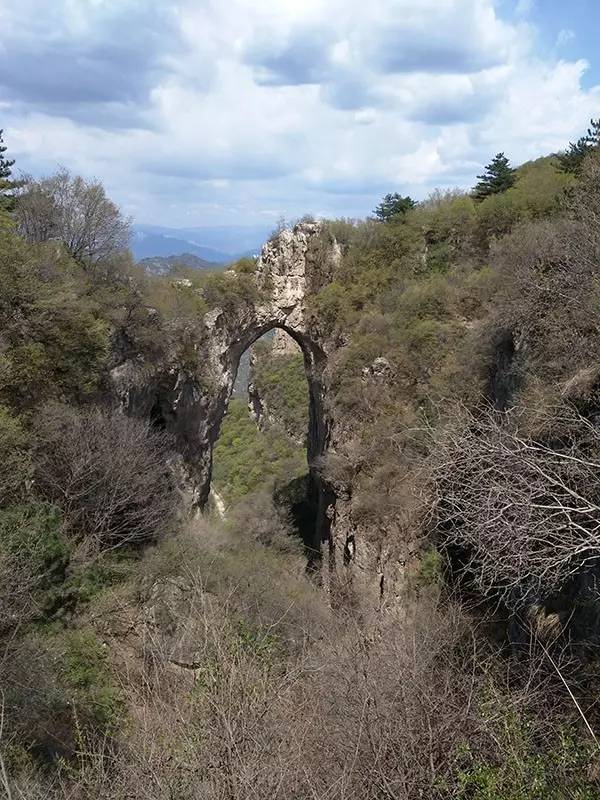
{"left": 209, "top": 322, "right": 333, "bottom": 562}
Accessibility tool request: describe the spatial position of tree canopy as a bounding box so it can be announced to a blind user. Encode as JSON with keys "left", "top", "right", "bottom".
{"left": 472, "top": 152, "right": 516, "bottom": 201}
{"left": 0, "top": 129, "right": 14, "bottom": 182}
{"left": 15, "top": 169, "right": 131, "bottom": 266}
{"left": 557, "top": 118, "right": 600, "bottom": 174}
{"left": 374, "top": 193, "right": 416, "bottom": 222}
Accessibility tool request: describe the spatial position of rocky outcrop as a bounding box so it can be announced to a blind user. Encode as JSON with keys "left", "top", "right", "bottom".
{"left": 272, "top": 327, "right": 302, "bottom": 357}
{"left": 110, "top": 221, "right": 407, "bottom": 602}
{"left": 362, "top": 356, "right": 395, "bottom": 384}
{"left": 247, "top": 374, "right": 266, "bottom": 430}
{"left": 111, "top": 221, "right": 341, "bottom": 560}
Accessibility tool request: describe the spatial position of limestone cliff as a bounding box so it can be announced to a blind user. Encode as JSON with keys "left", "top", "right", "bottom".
{"left": 110, "top": 220, "right": 401, "bottom": 603}
{"left": 111, "top": 222, "right": 338, "bottom": 556}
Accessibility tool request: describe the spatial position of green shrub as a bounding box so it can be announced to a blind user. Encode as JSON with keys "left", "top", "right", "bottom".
{"left": 409, "top": 190, "right": 477, "bottom": 272}
{"left": 61, "top": 629, "right": 123, "bottom": 734}
{"left": 0, "top": 503, "right": 68, "bottom": 579}
{"left": 0, "top": 231, "right": 110, "bottom": 410}
{"left": 231, "top": 256, "right": 258, "bottom": 274}
{"left": 234, "top": 617, "right": 281, "bottom": 665}
{"left": 212, "top": 399, "right": 306, "bottom": 504}
{"left": 307, "top": 280, "right": 352, "bottom": 334}
{"left": 148, "top": 274, "right": 209, "bottom": 322}
{"left": 0, "top": 503, "right": 70, "bottom": 628}
{"left": 474, "top": 156, "right": 573, "bottom": 251}
{"left": 200, "top": 269, "right": 263, "bottom": 311}
{"left": 414, "top": 546, "right": 444, "bottom": 587}
{"left": 0, "top": 404, "right": 31, "bottom": 504}
{"left": 454, "top": 717, "right": 597, "bottom": 799}
{"left": 2, "top": 626, "right": 123, "bottom": 764}
{"left": 250, "top": 349, "right": 308, "bottom": 441}
{"left": 0, "top": 501, "right": 137, "bottom": 630}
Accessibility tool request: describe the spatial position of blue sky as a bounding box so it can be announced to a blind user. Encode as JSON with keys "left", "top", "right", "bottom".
{"left": 0, "top": 0, "right": 598, "bottom": 228}
{"left": 518, "top": 0, "right": 600, "bottom": 86}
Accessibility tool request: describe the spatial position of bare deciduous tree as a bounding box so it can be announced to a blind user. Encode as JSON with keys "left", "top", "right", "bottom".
{"left": 431, "top": 406, "right": 600, "bottom": 604}
{"left": 0, "top": 540, "right": 40, "bottom": 634}
{"left": 33, "top": 404, "right": 176, "bottom": 550}
{"left": 15, "top": 169, "right": 131, "bottom": 266}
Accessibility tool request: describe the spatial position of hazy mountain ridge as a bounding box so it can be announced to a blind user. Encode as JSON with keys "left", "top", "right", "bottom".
{"left": 132, "top": 230, "right": 232, "bottom": 263}
{"left": 138, "top": 252, "right": 222, "bottom": 276}
{"left": 132, "top": 223, "right": 271, "bottom": 263}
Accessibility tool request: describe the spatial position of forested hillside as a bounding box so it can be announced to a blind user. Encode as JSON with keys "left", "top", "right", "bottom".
{"left": 3, "top": 123, "right": 600, "bottom": 799}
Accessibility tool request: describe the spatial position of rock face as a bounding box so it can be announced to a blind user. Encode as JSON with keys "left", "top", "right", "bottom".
{"left": 111, "top": 221, "right": 402, "bottom": 601}
{"left": 271, "top": 327, "right": 303, "bottom": 357}
{"left": 111, "top": 221, "right": 341, "bottom": 559}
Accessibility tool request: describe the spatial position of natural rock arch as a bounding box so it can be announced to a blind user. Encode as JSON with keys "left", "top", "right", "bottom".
{"left": 112, "top": 221, "right": 341, "bottom": 558}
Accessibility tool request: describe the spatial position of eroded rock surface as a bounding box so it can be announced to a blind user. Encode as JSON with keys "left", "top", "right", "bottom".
{"left": 111, "top": 221, "right": 406, "bottom": 601}
{"left": 111, "top": 221, "right": 341, "bottom": 559}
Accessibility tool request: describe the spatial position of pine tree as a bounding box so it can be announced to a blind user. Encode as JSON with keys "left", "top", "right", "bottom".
{"left": 589, "top": 118, "right": 600, "bottom": 147}
{"left": 0, "top": 129, "right": 16, "bottom": 212}
{"left": 374, "top": 193, "right": 416, "bottom": 222}
{"left": 557, "top": 119, "right": 600, "bottom": 175}
{"left": 0, "top": 129, "right": 15, "bottom": 182}
{"left": 472, "top": 153, "right": 516, "bottom": 201}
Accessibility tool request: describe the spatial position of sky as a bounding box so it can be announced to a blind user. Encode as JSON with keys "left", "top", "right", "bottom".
{"left": 0, "top": 0, "right": 599, "bottom": 229}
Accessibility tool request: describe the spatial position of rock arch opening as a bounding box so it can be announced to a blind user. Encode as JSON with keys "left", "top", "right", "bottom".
{"left": 209, "top": 323, "right": 333, "bottom": 565}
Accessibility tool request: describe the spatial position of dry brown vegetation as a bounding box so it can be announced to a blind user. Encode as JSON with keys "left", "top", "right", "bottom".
{"left": 33, "top": 403, "right": 177, "bottom": 550}
{"left": 4, "top": 515, "right": 597, "bottom": 800}
{"left": 431, "top": 406, "right": 600, "bottom": 605}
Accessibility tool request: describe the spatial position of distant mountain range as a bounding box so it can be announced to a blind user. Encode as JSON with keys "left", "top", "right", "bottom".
{"left": 138, "top": 253, "right": 222, "bottom": 276}
{"left": 132, "top": 224, "right": 272, "bottom": 264}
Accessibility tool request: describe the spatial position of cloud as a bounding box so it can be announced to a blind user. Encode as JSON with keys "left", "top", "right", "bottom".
{"left": 243, "top": 26, "right": 333, "bottom": 86}
{"left": 238, "top": 0, "right": 524, "bottom": 105}
{"left": 0, "top": 0, "right": 184, "bottom": 127}
{"left": 0, "top": 0, "right": 598, "bottom": 228}
{"left": 556, "top": 29, "right": 576, "bottom": 47}
{"left": 360, "top": 2, "right": 520, "bottom": 75}
{"left": 142, "top": 150, "right": 295, "bottom": 182}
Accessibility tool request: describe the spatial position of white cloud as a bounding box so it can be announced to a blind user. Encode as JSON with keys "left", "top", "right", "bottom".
{"left": 556, "top": 28, "right": 576, "bottom": 47}
{"left": 0, "top": 0, "right": 598, "bottom": 226}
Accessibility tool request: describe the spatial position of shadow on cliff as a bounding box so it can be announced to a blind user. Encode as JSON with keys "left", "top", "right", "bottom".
{"left": 273, "top": 473, "right": 321, "bottom": 570}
